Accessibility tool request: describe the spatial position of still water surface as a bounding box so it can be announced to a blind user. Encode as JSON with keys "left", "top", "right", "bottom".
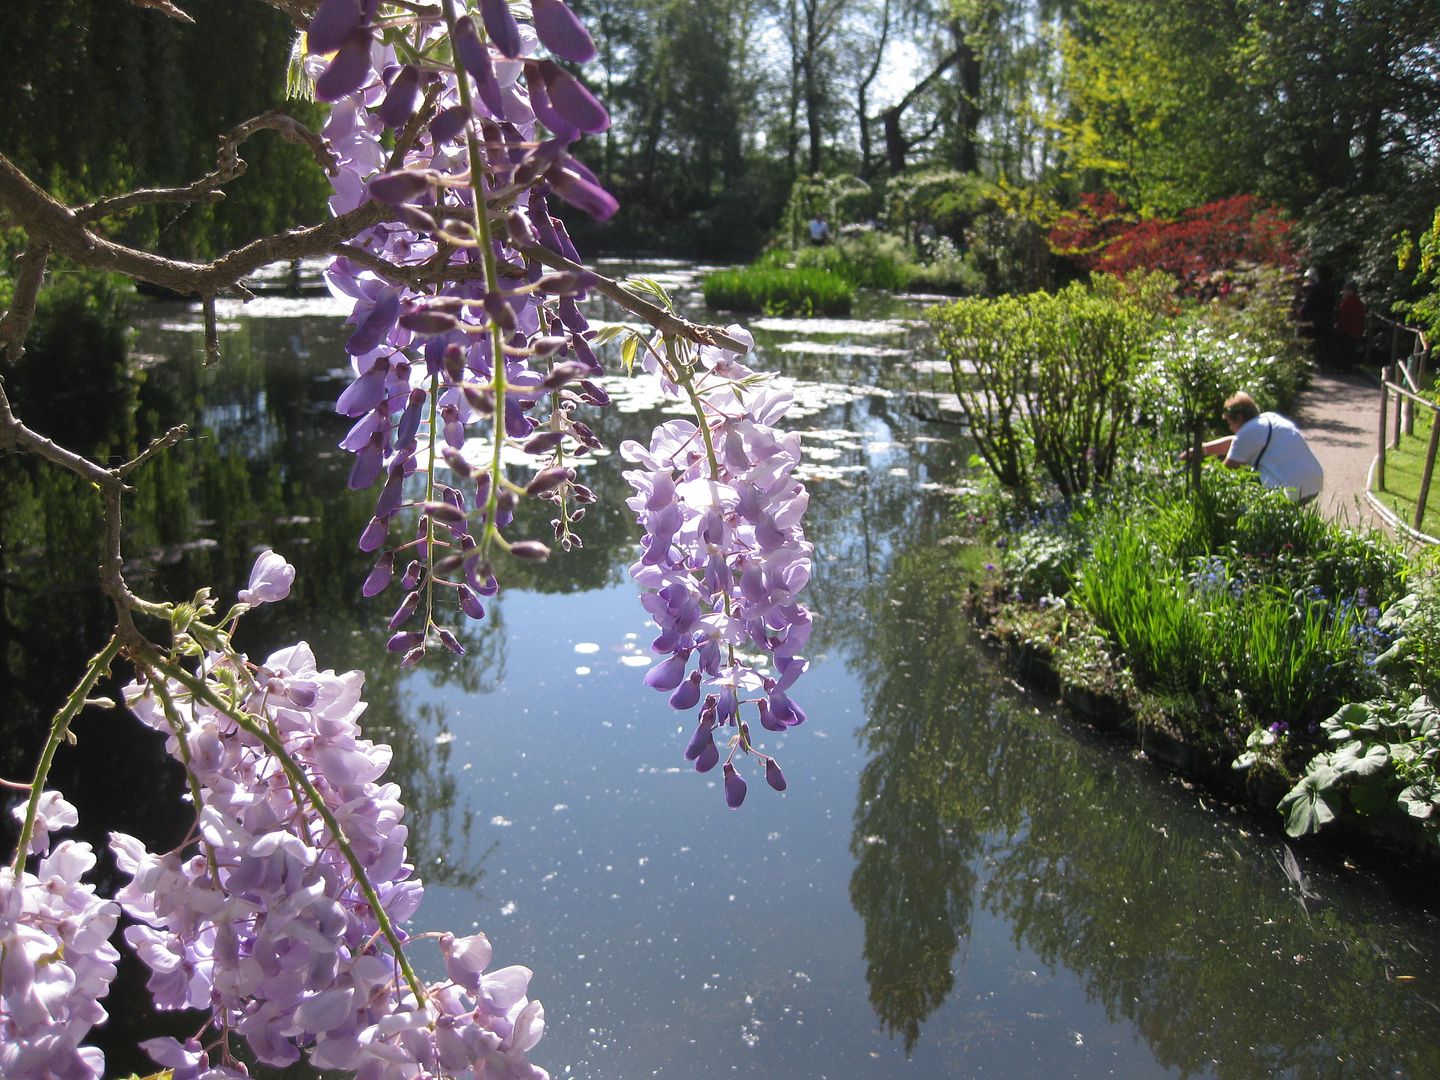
{"left": 5, "top": 261, "right": 1440, "bottom": 1078}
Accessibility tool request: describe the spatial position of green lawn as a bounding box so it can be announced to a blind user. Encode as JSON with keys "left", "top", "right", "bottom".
{"left": 1372, "top": 400, "right": 1440, "bottom": 538}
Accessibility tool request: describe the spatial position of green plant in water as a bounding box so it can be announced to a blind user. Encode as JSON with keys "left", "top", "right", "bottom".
{"left": 703, "top": 265, "right": 854, "bottom": 316}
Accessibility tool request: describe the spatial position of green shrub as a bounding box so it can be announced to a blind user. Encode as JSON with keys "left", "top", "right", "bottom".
{"left": 907, "top": 236, "right": 987, "bottom": 295}
{"left": 929, "top": 280, "right": 1152, "bottom": 498}
{"left": 702, "top": 265, "right": 854, "bottom": 316}
{"left": 760, "top": 228, "right": 917, "bottom": 291}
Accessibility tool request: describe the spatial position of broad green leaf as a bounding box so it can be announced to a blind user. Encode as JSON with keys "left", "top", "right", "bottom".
{"left": 1281, "top": 772, "right": 1337, "bottom": 837}
{"left": 1332, "top": 741, "right": 1390, "bottom": 779}
{"left": 1400, "top": 785, "right": 1436, "bottom": 820}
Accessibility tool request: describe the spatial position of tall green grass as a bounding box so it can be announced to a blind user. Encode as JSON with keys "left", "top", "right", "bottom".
{"left": 702, "top": 265, "right": 854, "bottom": 316}
{"left": 1073, "top": 514, "right": 1373, "bottom": 732}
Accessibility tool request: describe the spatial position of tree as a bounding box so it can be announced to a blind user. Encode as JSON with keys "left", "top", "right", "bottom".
{"left": 0, "top": 1, "right": 815, "bottom": 1075}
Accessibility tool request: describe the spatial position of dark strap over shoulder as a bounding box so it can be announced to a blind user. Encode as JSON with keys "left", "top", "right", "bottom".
{"left": 1251, "top": 419, "right": 1275, "bottom": 470}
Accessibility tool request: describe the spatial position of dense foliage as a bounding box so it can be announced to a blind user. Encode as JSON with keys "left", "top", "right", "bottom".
{"left": 1048, "top": 194, "right": 1296, "bottom": 289}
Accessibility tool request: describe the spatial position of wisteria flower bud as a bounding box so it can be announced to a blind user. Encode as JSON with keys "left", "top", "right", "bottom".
{"left": 316, "top": 30, "right": 372, "bottom": 102}
{"left": 374, "top": 465, "right": 406, "bottom": 520}
{"left": 308, "top": 0, "right": 371, "bottom": 53}
{"left": 494, "top": 490, "right": 515, "bottom": 527}
{"left": 531, "top": 335, "right": 569, "bottom": 357}
{"left": 437, "top": 628, "right": 466, "bottom": 655}
{"left": 463, "top": 384, "right": 495, "bottom": 415}
{"left": 400, "top": 560, "right": 424, "bottom": 591}
{"left": 443, "top": 343, "right": 467, "bottom": 384}
{"left": 534, "top": 270, "right": 595, "bottom": 295}
{"left": 685, "top": 716, "right": 715, "bottom": 762}
{"left": 359, "top": 514, "right": 389, "bottom": 552}
{"left": 541, "top": 360, "right": 590, "bottom": 388}
{"left": 480, "top": 0, "right": 524, "bottom": 57}
{"left": 723, "top": 762, "right": 747, "bottom": 808}
{"left": 579, "top": 379, "right": 610, "bottom": 406}
{"left": 401, "top": 644, "right": 427, "bottom": 667}
{"left": 431, "top": 105, "right": 468, "bottom": 144}
{"left": 397, "top": 204, "right": 439, "bottom": 233}
{"left": 523, "top": 430, "right": 567, "bottom": 455}
{"left": 388, "top": 630, "right": 424, "bottom": 653}
{"left": 539, "top": 61, "right": 609, "bottom": 134}
{"left": 669, "top": 670, "right": 703, "bottom": 711}
{"left": 363, "top": 551, "right": 395, "bottom": 597}
{"left": 546, "top": 162, "right": 619, "bottom": 220}
{"left": 421, "top": 499, "right": 470, "bottom": 528}
{"left": 508, "top": 539, "right": 552, "bottom": 561}
{"left": 388, "top": 590, "right": 421, "bottom": 630}
{"left": 764, "top": 758, "right": 787, "bottom": 792}
{"left": 442, "top": 447, "right": 474, "bottom": 477}
{"left": 484, "top": 294, "right": 517, "bottom": 333}
{"left": 238, "top": 550, "right": 295, "bottom": 606}
{"left": 508, "top": 210, "right": 540, "bottom": 246}
{"left": 532, "top": 0, "right": 597, "bottom": 63}
{"left": 643, "top": 651, "right": 689, "bottom": 692}
{"left": 369, "top": 169, "right": 435, "bottom": 206}
{"left": 399, "top": 307, "right": 460, "bottom": 335}
{"left": 459, "top": 585, "right": 486, "bottom": 621}
{"left": 526, "top": 466, "right": 574, "bottom": 496}
{"left": 379, "top": 64, "right": 421, "bottom": 128}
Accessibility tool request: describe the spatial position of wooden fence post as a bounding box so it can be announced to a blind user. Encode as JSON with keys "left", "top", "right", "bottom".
{"left": 1415, "top": 404, "right": 1440, "bottom": 533}
{"left": 1377, "top": 366, "right": 1390, "bottom": 491}
{"left": 1394, "top": 372, "right": 1404, "bottom": 449}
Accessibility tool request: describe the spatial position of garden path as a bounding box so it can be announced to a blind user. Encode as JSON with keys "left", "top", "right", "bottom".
{"left": 1291, "top": 366, "right": 1390, "bottom": 531}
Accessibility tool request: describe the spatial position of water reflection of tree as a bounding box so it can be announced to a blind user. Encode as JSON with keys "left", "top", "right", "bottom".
{"left": 849, "top": 549, "right": 1440, "bottom": 1076}
{"left": 848, "top": 545, "right": 1025, "bottom": 1052}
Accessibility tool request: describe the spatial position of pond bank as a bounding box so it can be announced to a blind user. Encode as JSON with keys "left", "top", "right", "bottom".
{"left": 966, "top": 581, "right": 1440, "bottom": 905}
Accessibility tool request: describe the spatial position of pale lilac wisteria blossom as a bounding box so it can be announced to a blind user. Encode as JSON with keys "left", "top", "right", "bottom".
{"left": 237, "top": 548, "right": 296, "bottom": 606}
{"left": 106, "top": 551, "right": 548, "bottom": 1078}
{"left": 622, "top": 330, "right": 813, "bottom": 806}
{"left": 1, "top": 796, "right": 119, "bottom": 1080}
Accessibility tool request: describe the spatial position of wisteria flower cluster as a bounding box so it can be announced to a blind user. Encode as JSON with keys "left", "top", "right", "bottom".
{"left": 316, "top": 0, "right": 616, "bottom": 667}
{"left": 3, "top": 553, "right": 548, "bottom": 1079}
{"left": 1, "top": 794, "right": 119, "bottom": 1080}
{"left": 622, "top": 330, "right": 813, "bottom": 806}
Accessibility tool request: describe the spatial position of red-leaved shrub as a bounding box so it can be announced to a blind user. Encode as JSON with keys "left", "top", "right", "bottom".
{"left": 1049, "top": 194, "right": 1296, "bottom": 288}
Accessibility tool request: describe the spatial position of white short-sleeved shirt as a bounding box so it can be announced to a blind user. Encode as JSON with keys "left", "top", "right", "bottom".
{"left": 1226, "top": 412, "right": 1324, "bottom": 500}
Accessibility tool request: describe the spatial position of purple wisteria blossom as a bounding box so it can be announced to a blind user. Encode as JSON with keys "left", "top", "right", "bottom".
{"left": 316, "top": 2, "right": 615, "bottom": 664}
{"left": 622, "top": 330, "right": 814, "bottom": 804}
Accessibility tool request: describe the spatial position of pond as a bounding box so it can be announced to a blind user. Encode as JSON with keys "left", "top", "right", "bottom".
{"left": 3, "top": 261, "right": 1440, "bottom": 1078}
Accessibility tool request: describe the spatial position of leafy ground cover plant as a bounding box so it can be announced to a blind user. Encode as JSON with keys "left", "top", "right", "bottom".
{"left": 981, "top": 462, "right": 1406, "bottom": 759}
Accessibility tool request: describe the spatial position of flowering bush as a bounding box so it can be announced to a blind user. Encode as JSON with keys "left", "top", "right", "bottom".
{"left": 0, "top": 0, "right": 813, "bottom": 1075}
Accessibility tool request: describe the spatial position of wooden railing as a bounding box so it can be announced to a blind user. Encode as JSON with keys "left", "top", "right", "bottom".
{"left": 1375, "top": 317, "right": 1437, "bottom": 532}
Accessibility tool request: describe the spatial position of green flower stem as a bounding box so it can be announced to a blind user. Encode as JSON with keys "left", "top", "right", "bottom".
{"left": 441, "top": 0, "right": 510, "bottom": 560}
{"left": 137, "top": 645, "right": 428, "bottom": 1005}
{"left": 11, "top": 635, "right": 122, "bottom": 876}
{"left": 669, "top": 352, "right": 738, "bottom": 671}
{"left": 147, "top": 675, "right": 223, "bottom": 884}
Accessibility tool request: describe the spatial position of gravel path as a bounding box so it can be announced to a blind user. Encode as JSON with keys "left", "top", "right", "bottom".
{"left": 1290, "top": 367, "right": 1390, "bottom": 531}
